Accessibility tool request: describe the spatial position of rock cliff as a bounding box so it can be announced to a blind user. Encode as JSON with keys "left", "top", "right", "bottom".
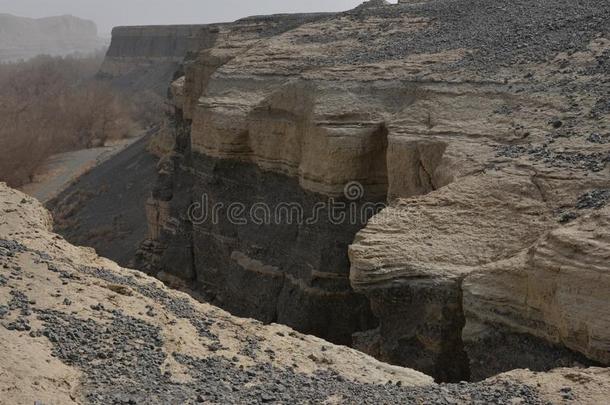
{"left": 99, "top": 13, "right": 332, "bottom": 95}
{"left": 0, "top": 14, "right": 105, "bottom": 63}
{"left": 98, "top": 24, "right": 210, "bottom": 95}
{"left": 137, "top": 11, "right": 385, "bottom": 346}
{"left": 9, "top": 183, "right": 610, "bottom": 403}
{"left": 1, "top": 183, "right": 431, "bottom": 403}
{"left": 129, "top": 0, "right": 609, "bottom": 383}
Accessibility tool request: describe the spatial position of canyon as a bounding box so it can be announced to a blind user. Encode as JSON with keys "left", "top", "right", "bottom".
{"left": 33, "top": 0, "right": 610, "bottom": 396}
{"left": 4, "top": 183, "right": 610, "bottom": 403}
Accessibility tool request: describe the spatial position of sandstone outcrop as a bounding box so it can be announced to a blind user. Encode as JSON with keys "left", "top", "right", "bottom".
{"left": 346, "top": 0, "right": 610, "bottom": 380}
{"left": 126, "top": 0, "right": 610, "bottom": 383}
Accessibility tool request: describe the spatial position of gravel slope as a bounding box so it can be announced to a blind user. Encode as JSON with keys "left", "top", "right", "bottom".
{"left": 47, "top": 134, "right": 158, "bottom": 267}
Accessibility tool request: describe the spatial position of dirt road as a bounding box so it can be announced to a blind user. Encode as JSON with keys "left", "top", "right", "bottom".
{"left": 19, "top": 137, "right": 141, "bottom": 203}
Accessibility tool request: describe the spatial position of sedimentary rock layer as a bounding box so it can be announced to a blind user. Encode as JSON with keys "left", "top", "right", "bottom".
{"left": 99, "top": 25, "right": 210, "bottom": 77}
{"left": 136, "top": 0, "right": 610, "bottom": 382}
{"left": 99, "top": 13, "right": 333, "bottom": 90}
{"left": 136, "top": 11, "right": 391, "bottom": 346}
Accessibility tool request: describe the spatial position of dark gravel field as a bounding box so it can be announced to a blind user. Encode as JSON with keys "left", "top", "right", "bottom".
{"left": 47, "top": 134, "right": 158, "bottom": 267}
{"left": 343, "top": 0, "right": 610, "bottom": 70}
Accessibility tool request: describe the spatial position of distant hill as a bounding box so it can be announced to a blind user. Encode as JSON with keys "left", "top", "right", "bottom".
{"left": 0, "top": 14, "right": 107, "bottom": 62}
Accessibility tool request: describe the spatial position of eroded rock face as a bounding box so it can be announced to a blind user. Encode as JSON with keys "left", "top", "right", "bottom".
{"left": 136, "top": 12, "right": 392, "bottom": 345}
{"left": 463, "top": 207, "right": 610, "bottom": 379}
{"left": 99, "top": 14, "right": 334, "bottom": 95}
{"left": 361, "top": 280, "right": 470, "bottom": 382}
{"left": 187, "top": 153, "right": 382, "bottom": 343}
{"left": 345, "top": 0, "right": 610, "bottom": 380}
{"left": 135, "top": 0, "right": 610, "bottom": 382}
{"left": 352, "top": 169, "right": 610, "bottom": 379}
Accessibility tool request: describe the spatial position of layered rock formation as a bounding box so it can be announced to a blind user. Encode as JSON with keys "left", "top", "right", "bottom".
{"left": 99, "top": 25, "right": 210, "bottom": 84}
{"left": 0, "top": 14, "right": 105, "bottom": 63}
{"left": 98, "top": 25, "right": 208, "bottom": 95}
{"left": 137, "top": 11, "right": 383, "bottom": 345}
{"left": 0, "top": 184, "right": 430, "bottom": 403}
{"left": 99, "top": 13, "right": 331, "bottom": 95}
{"left": 130, "top": 0, "right": 610, "bottom": 382}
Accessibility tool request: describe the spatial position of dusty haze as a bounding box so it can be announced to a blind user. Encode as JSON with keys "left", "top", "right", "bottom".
{"left": 0, "top": 0, "right": 370, "bottom": 35}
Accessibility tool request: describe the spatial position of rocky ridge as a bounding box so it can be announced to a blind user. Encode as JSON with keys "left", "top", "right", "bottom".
{"left": 98, "top": 13, "right": 333, "bottom": 96}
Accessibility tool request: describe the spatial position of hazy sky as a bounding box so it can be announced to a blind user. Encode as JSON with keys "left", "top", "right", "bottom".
{"left": 0, "top": 0, "right": 374, "bottom": 36}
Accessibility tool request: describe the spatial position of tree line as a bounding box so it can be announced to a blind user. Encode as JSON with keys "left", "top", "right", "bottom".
{"left": 0, "top": 53, "right": 142, "bottom": 187}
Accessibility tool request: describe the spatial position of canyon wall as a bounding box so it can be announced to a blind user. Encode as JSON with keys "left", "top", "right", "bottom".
{"left": 0, "top": 183, "right": 441, "bottom": 404}
{"left": 98, "top": 24, "right": 214, "bottom": 95}
{"left": 99, "top": 25, "right": 217, "bottom": 76}
{"left": 135, "top": 11, "right": 383, "bottom": 345}
{"left": 133, "top": 0, "right": 610, "bottom": 382}
{"left": 99, "top": 13, "right": 332, "bottom": 94}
